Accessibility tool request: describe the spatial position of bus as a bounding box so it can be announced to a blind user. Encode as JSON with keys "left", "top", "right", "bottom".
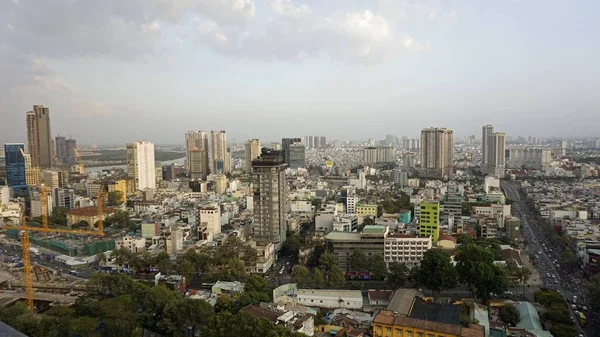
{"left": 576, "top": 311, "right": 587, "bottom": 326}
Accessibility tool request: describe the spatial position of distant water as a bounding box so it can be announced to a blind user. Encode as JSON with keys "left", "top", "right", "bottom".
{"left": 85, "top": 157, "right": 185, "bottom": 173}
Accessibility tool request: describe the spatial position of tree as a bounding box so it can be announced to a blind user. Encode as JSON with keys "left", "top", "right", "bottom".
{"left": 311, "top": 268, "right": 325, "bottom": 289}
{"left": 387, "top": 262, "right": 408, "bottom": 289}
{"left": 107, "top": 191, "right": 124, "bottom": 206}
{"left": 416, "top": 249, "right": 457, "bottom": 300}
{"left": 177, "top": 259, "right": 195, "bottom": 282}
{"left": 161, "top": 298, "right": 214, "bottom": 337}
{"left": 588, "top": 273, "right": 600, "bottom": 310}
{"left": 327, "top": 265, "right": 345, "bottom": 288}
{"left": 349, "top": 249, "right": 369, "bottom": 272}
{"left": 50, "top": 206, "right": 68, "bottom": 226}
{"left": 245, "top": 274, "right": 270, "bottom": 294}
{"left": 95, "top": 252, "right": 107, "bottom": 266}
{"left": 282, "top": 234, "right": 302, "bottom": 263}
{"left": 369, "top": 253, "right": 388, "bottom": 280}
{"left": 291, "top": 266, "right": 311, "bottom": 288}
{"left": 560, "top": 250, "right": 578, "bottom": 271}
{"left": 456, "top": 234, "right": 475, "bottom": 245}
{"left": 499, "top": 305, "right": 520, "bottom": 326}
{"left": 319, "top": 252, "right": 337, "bottom": 271}
{"left": 455, "top": 244, "right": 508, "bottom": 301}
{"left": 111, "top": 210, "right": 130, "bottom": 228}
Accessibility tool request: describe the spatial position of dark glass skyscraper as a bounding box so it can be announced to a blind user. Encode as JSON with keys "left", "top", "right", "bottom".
{"left": 4, "top": 143, "right": 27, "bottom": 191}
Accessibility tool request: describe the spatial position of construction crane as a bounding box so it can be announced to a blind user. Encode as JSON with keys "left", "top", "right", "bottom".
{"left": 6, "top": 216, "right": 103, "bottom": 311}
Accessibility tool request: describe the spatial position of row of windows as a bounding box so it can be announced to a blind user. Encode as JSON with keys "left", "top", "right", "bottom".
{"left": 375, "top": 325, "right": 447, "bottom": 337}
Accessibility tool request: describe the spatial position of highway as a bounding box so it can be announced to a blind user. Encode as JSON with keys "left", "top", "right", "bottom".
{"left": 502, "top": 181, "right": 591, "bottom": 337}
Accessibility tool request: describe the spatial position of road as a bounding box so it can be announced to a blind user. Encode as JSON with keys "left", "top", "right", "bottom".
{"left": 502, "top": 181, "right": 592, "bottom": 337}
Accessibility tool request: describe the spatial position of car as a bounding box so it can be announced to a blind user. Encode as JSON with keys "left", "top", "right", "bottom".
{"left": 582, "top": 306, "right": 588, "bottom": 311}
{"left": 554, "top": 280, "right": 559, "bottom": 284}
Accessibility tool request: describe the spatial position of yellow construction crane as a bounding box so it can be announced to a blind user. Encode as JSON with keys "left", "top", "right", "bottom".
{"left": 6, "top": 216, "right": 103, "bottom": 311}
{"left": 8, "top": 147, "right": 106, "bottom": 311}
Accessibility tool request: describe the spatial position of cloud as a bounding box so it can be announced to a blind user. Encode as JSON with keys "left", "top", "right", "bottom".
{"left": 194, "top": 1, "right": 429, "bottom": 64}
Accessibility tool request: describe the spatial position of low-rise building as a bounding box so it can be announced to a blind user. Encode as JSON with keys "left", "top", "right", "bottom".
{"left": 373, "top": 309, "right": 485, "bottom": 337}
{"left": 66, "top": 206, "right": 114, "bottom": 226}
{"left": 384, "top": 234, "right": 432, "bottom": 269}
{"left": 116, "top": 236, "right": 146, "bottom": 254}
{"left": 212, "top": 281, "right": 245, "bottom": 297}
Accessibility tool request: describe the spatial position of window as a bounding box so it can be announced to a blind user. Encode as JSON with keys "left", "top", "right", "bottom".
{"left": 428, "top": 334, "right": 434, "bottom": 337}
{"left": 417, "top": 333, "right": 423, "bottom": 337}
{"left": 396, "top": 328, "right": 403, "bottom": 335}
{"left": 387, "top": 327, "right": 392, "bottom": 333}
{"left": 406, "top": 331, "right": 413, "bottom": 337}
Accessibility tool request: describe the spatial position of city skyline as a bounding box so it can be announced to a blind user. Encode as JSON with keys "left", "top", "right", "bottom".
{"left": 1, "top": 0, "right": 599, "bottom": 145}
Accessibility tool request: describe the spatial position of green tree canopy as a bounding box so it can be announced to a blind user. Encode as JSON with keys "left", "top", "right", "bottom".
{"left": 416, "top": 249, "right": 457, "bottom": 300}
{"left": 349, "top": 249, "right": 369, "bottom": 272}
{"left": 368, "top": 253, "right": 388, "bottom": 280}
{"left": 387, "top": 262, "right": 408, "bottom": 289}
{"left": 498, "top": 305, "right": 520, "bottom": 326}
{"left": 588, "top": 274, "right": 600, "bottom": 310}
{"left": 455, "top": 244, "right": 508, "bottom": 301}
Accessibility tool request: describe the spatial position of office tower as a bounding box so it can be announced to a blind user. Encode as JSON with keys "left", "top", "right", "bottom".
{"left": 320, "top": 136, "right": 326, "bottom": 149}
{"left": 390, "top": 169, "right": 408, "bottom": 187}
{"left": 42, "top": 170, "right": 59, "bottom": 190}
{"left": 224, "top": 147, "right": 231, "bottom": 174}
{"left": 420, "top": 127, "right": 454, "bottom": 179}
{"left": 481, "top": 125, "right": 494, "bottom": 167}
{"left": 4, "top": 143, "right": 27, "bottom": 191}
{"left": 126, "top": 142, "right": 156, "bottom": 191}
{"left": 185, "top": 130, "right": 209, "bottom": 173}
{"left": 288, "top": 143, "right": 306, "bottom": 169}
{"left": 252, "top": 149, "right": 288, "bottom": 249}
{"left": 55, "top": 136, "right": 67, "bottom": 164}
{"left": 189, "top": 147, "right": 207, "bottom": 180}
{"left": 419, "top": 201, "right": 440, "bottom": 243}
{"left": 210, "top": 130, "right": 227, "bottom": 174}
{"left": 244, "top": 139, "right": 261, "bottom": 172}
{"left": 65, "top": 138, "right": 77, "bottom": 164}
{"left": 22, "top": 152, "right": 40, "bottom": 186}
{"left": 26, "top": 105, "right": 53, "bottom": 168}
{"left": 282, "top": 138, "right": 302, "bottom": 166}
{"left": 410, "top": 138, "right": 416, "bottom": 150}
{"left": 402, "top": 152, "right": 416, "bottom": 168}
{"left": 162, "top": 164, "right": 175, "bottom": 181}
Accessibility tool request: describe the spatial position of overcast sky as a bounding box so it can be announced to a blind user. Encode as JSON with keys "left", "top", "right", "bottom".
{"left": 1, "top": 0, "right": 599, "bottom": 145}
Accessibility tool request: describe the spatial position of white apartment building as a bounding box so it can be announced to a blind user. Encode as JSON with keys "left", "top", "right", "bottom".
{"left": 363, "top": 146, "right": 395, "bottom": 165}
{"left": 332, "top": 214, "right": 358, "bottom": 232}
{"left": 198, "top": 207, "right": 221, "bottom": 239}
{"left": 507, "top": 147, "right": 552, "bottom": 170}
{"left": 295, "top": 289, "right": 363, "bottom": 310}
{"left": 126, "top": 141, "right": 156, "bottom": 190}
{"left": 290, "top": 200, "right": 312, "bottom": 213}
{"left": 116, "top": 236, "right": 146, "bottom": 254}
{"left": 346, "top": 186, "right": 358, "bottom": 214}
{"left": 166, "top": 227, "right": 184, "bottom": 254}
{"left": 384, "top": 233, "right": 432, "bottom": 269}
{"left": 391, "top": 169, "right": 409, "bottom": 187}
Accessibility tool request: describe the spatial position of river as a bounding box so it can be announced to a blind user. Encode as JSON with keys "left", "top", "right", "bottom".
{"left": 85, "top": 157, "right": 186, "bottom": 173}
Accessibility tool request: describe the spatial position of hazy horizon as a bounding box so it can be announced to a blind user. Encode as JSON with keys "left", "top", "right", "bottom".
{"left": 1, "top": 0, "right": 599, "bottom": 145}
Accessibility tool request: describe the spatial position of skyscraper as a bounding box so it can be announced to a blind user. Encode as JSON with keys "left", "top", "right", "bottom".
{"left": 281, "top": 138, "right": 302, "bottom": 166}
{"left": 55, "top": 136, "right": 67, "bottom": 164}
{"left": 288, "top": 143, "right": 306, "bottom": 169}
{"left": 4, "top": 143, "right": 27, "bottom": 192}
{"left": 65, "top": 138, "right": 77, "bottom": 164}
{"left": 244, "top": 139, "right": 261, "bottom": 172}
{"left": 420, "top": 127, "right": 454, "bottom": 179}
{"left": 185, "top": 130, "right": 209, "bottom": 174}
{"left": 482, "top": 125, "right": 506, "bottom": 178}
{"left": 210, "top": 130, "right": 227, "bottom": 174}
{"left": 26, "top": 105, "right": 53, "bottom": 168}
{"left": 319, "top": 136, "right": 326, "bottom": 149}
{"left": 252, "top": 149, "right": 288, "bottom": 249}
{"left": 481, "top": 125, "right": 494, "bottom": 167}
{"left": 126, "top": 142, "right": 156, "bottom": 191}
{"left": 189, "top": 147, "right": 207, "bottom": 180}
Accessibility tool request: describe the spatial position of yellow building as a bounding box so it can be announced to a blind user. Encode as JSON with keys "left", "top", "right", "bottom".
{"left": 26, "top": 167, "right": 40, "bottom": 186}
{"left": 373, "top": 310, "right": 484, "bottom": 337}
{"left": 419, "top": 202, "right": 440, "bottom": 243}
{"left": 356, "top": 204, "right": 378, "bottom": 217}
{"left": 215, "top": 174, "right": 227, "bottom": 195}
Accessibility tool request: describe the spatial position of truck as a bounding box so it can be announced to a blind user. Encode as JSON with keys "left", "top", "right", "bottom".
{"left": 29, "top": 247, "right": 39, "bottom": 255}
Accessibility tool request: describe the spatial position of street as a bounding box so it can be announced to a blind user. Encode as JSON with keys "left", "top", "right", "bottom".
{"left": 502, "top": 181, "right": 594, "bottom": 337}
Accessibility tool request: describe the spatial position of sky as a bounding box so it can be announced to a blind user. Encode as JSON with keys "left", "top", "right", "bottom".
{"left": 1, "top": 0, "right": 599, "bottom": 145}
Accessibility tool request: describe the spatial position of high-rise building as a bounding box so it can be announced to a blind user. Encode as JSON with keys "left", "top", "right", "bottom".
{"left": 418, "top": 201, "right": 440, "bottom": 243}
{"left": 363, "top": 146, "right": 395, "bottom": 165}
{"left": 252, "top": 149, "right": 288, "bottom": 249}
{"left": 420, "top": 127, "right": 454, "bottom": 179}
{"left": 481, "top": 125, "right": 506, "bottom": 178}
{"left": 65, "top": 138, "right": 77, "bottom": 164}
{"left": 210, "top": 130, "right": 227, "bottom": 174}
{"left": 189, "top": 147, "right": 207, "bottom": 180}
{"left": 319, "top": 136, "right": 327, "bottom": 149}
{"left": 22, "top": 152, "right": 40, "bottom": 187}
{"left": 288, "top": 143, "right": 306, "bottom": 169}
{"left": 402, "top": 152, "right": 416, "bottom": 168}
{"left": 55, "top": 136, "right": 67, "bottom": 164}
{"left": 307, "top": 136, "right": 314, "bottom": 149}
{"left": 244, "top": 139, "right": 261, "bottom": 172}
{"left": 162, "top": 164, "right": 175, "bottom": 181}
{"left": 4, "top": 143, "right": 27, "bottom": 192}
{"left": 282, "top": 138, "right": 302, "bottom": 166}
{"left": 126, "top": 142, "right": 156, "bottom": 191}
{"left": 54, "top": 188, "right": 75, "bottom": 209}
{"left": 185, "top": 130, "right": 209, "bottom": 173}
{"left": 26, "top": 105, "right": 53, "bottom": 168}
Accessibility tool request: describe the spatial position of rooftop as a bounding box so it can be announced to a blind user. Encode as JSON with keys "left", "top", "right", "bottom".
{"left": 374, "top": 310, "right": 484, "bottom": 337}
{"left": 387, "top": 289, "right": 422, "bottom": 315}
{"left": 241, "top": 305, "right": 280, "bottom": 323}
{"left": 297, "top": 289, "right": 362, "bottom": 299}
{"left": 361, "top": 225, "right": 388, "bottom": 234}
{"left": 408, "top": 297, "right": 460, "bottom": 326}
{"left": 66, "top": 206, "right": 114, "bottom": 217}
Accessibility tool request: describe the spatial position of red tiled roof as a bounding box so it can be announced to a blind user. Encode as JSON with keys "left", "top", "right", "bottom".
{"left": 67, "top": 206, "right": 114, "bottom": 217}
